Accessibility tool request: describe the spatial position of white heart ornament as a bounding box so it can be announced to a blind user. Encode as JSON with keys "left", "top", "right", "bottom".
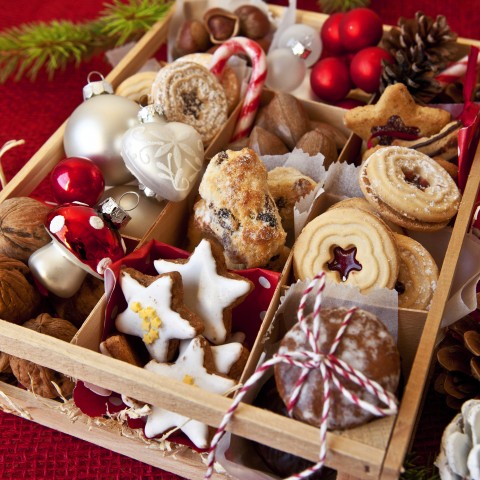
{"left": 121, "top": 121, "right": 204, "bottom": 202}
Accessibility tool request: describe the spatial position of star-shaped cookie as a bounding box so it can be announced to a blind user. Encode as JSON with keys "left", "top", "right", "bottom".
{"left": 144, "top": 336, "right": 236, "bottom": 448}
{"left": 344, "top": 83, "right": 451, "bottom": 141}
{"left": 115, "top": 268, "right": 203, "bottom": 362}
{"left": 154, "top": 239, "right": 253, "bottom": 344}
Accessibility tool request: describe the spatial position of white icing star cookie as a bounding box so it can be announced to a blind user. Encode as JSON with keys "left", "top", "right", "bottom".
{"left": 144, "top": 336, "right": 236, "bottom": 448}
{"left": 154, "top": 239, "right": 253, "bottom": 344}
{"left": 115, "top": 269, "right": 203, "bottom": 362}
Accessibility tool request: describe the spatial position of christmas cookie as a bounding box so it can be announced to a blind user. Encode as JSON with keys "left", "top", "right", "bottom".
{"left": 154, "top": 239, "right": 253, "bottom": 345}
{"left": 151, "top": 60, "right": 228, "bottom": 145}
{"left": 344, "top": 83, "right": 451, "bottom": 142}
{"left": 359, "top": 146, "right": 461, "bottom": 231}
{"left": 274, "top": 307, "right": 400, "bottom": 430}
{"left": 100, "top": 333, "right": 143, "bottom": 367}
{"left": 293, "top": 206, "right": 399, "bottom": 292}
{"left": 115, "top": 71, "right": 158, "bottom": 105}
{"left": 144, "top": 336, "right": 237, "bottom": 448}
{"left": 393, "top": 233, "right": 439, "bottom": 310}
{"left": 192, "top": 148, "right": 287, "bottom": 269}
{"left": 115, "top": 268, "right": 203, "bottom": 362}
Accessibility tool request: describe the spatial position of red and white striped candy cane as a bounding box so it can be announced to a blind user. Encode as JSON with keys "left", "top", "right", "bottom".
{"left": 436, "top": 53, "right": 480, "bottom": 87}
{"left": 210, "top": 37, "right": 267, "bottom": 142}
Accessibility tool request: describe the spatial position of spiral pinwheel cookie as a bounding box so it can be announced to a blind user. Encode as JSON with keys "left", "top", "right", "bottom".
{"left": 393, "top": 233, "right": 439, "bottom": 310}
{"left": 151, "top": 61, "right": 228, "bottom": 145}
{"left": 293, "top": 206, "right": 399, "bottom": 292}
{"left": 360, "top": 146, "right": 461, "bottom": 231}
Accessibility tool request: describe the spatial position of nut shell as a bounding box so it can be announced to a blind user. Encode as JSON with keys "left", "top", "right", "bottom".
{"left": 204, "top": 8, "right": 239, "bottom": 44}
{"left": 234, "top": 5, "right": 271, "bottom": 39}
{"left": 0, "top": 255, "right": 42, "bottom": 324}
{"left": 9, "top": 313, "right": 78, "bottom": 398}
{"left": 0, "top": 197, "right": 51, "bottom": 262}
{"left": 174, "top": 19, "right": 211, "bottom": 57}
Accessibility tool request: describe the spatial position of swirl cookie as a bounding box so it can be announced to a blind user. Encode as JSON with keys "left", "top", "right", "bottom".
{"left": 115, "top": 71, "right": 158, "bottom": 105}
{"left": 274, "top": 308, "right": 400, "bottom": 430}
{"left": 151, "top": 61, "right": 228, "bottom": 145}
{"left": 360, "top": 146, "right": 461, "bottom": 231}
{"left": 393, "top": 233, "right": 439, "bottom": 310}
{"left": 293, "top": 206, "right": 399, "bottom": 292}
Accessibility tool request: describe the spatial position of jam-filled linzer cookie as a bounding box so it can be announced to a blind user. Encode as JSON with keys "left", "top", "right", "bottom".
{"left": 293, "top": 206, "right": 399, "bottom": 292}
{"left": 360, "top": 146, "right": 461, "bottom": 231}
{"left": 274, "top": 307, "right": 400, "bottom": 430}
{"left": 151, "top": 60, "right": 228, "bottom": 145}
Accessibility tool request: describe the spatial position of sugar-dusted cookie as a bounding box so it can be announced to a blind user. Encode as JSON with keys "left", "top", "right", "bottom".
{"left": 293, "top": 206, "right": 399, "bottom": 292}
{"left": 359, "top": 146, "right": 461, "bottom": 231}
{"left": 344, "top": 83, "right": 451, "bottom": 142}
{"left": 274, "top": 308, "right": 400, "bottom": 430}
{"left": 115, "top": 268, "right": 203, "bottom": 362}
{"left": 193, "top": 148, "right": 287, "bottom": 269}
{"left": 144, "top": 336, "right": 237, "bottom": 448}
{"left": 151, "top": 61, "right": 228, "bottom": 145}
{"left": 393, "top": 233, "right": 439, "bottom": 310}
{"left": 154, "top": 239, "right": 253, "bottom": 345}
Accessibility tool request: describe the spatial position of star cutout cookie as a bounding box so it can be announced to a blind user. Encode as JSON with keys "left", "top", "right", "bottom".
{"left": 144, "top": 336, "right": 236, "bottom": 448}
{"left": 154, "top": 239, "right": 253, "bottom": 344}
{"left": 344, "top": 83, "right": 451, "bottom": 141}
{"left": 115, "top": 268, "right": 203, "bottom": 362}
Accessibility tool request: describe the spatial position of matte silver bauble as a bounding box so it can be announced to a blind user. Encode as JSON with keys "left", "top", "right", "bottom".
{"left": 63, "top": 94, "right": 140, "bottom": 186}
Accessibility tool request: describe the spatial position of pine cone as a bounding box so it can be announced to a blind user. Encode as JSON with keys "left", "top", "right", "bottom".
{"left": 435, "top": 314, "right": 480, "bottom": 410}
{"left": 380, "top": 11, "right": 459, "bottom": 103}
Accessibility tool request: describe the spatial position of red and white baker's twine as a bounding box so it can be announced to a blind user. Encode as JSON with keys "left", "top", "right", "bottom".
{"left": 435, "top": 53, "right": 480, "bottom": 87}
{"left": 210, "top": 37, "right": 267, "bottom": 143}
{"left": 205, "top": 273, "right": 398, "bottom": 479}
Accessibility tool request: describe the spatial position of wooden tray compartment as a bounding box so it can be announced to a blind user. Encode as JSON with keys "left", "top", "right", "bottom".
{"left": 0, "top": 5, "right": 479, "bottom": 480}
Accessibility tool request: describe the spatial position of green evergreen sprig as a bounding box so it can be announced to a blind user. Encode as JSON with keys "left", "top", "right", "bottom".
{"left": 317, "top": 0, "right": 370, "bottom": 14}
{"left": 0, "top": 0, "right": 172, "bottom": 83}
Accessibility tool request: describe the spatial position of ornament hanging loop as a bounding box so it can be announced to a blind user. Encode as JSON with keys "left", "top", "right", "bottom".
{"left": 83, "top": 71, "right": 114, "bottom": 100}
{"left": 118, "top": 191, "right": 140, "bottom": 212}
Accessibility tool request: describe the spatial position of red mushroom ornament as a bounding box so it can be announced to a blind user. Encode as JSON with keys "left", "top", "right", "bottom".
{"left": 28, "top": 201, "right": 126, "bottom": 298}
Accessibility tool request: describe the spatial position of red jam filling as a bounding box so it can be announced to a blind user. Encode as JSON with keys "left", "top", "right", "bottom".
{"left": 403, "top": 169, "right": 430, "bottom": 191}
{"left": 327, "top": 246, "right": 362, "bottom": 282}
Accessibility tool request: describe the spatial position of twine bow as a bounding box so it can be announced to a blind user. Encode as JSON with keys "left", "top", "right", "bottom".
{"left": 205, "top": 273, "right": 398, "bottom": 480}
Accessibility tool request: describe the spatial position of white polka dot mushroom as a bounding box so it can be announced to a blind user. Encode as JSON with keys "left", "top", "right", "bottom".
{"left": 28, "top": 203, "right": 126, "bottom": 298}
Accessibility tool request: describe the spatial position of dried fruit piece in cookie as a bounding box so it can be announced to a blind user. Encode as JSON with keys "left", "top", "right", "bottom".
{"left": 144, "top": 336, "right": 237, "bottom": 448}
{"left": 274, "top": 308, "right": 400, "bottom": 430}
{"left": 193, "top": 148, "right": 287, "bottom": 269}
{"left": 154, "top": 239, "right": 253, "bottom": 345}
{"left": 393, "top": 233, "right": 439, "bottom": 310}
{"left": 293, "top": 207, "right": 399, "bottom": 292}
{"left": 151, "top": 61, "right": 228, "bottom": 145}
{"left": 344, "top": 83, "right": 451, "bottom": 142}
{"left": 115, "top": 268, "right": 203, "bottom": 362}
{"left": 359, "top": 146, "right": 461, "bottom": 231}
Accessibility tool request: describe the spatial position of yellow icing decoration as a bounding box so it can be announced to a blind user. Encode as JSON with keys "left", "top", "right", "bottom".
{"left": 183, "top": 374, "right": 195, "bottom": 385}
{"left": 131, "top": 302, "right": 162, "bottom": 344}
{"left": 143, "top": 329, "right": 159, "bottom": 344}
{"left": 151, "top": 315, "right": 161, "bottom": 329}
{"left": 130, "top": 301, "right": 142, "bottom": 313}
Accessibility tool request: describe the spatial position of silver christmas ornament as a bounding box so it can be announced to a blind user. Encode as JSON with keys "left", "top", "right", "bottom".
{"left": 121, "top": 106, "right": 204, "bottom": 202}
{"left": 63, "top": 72, "right": 141, "bottom": 186}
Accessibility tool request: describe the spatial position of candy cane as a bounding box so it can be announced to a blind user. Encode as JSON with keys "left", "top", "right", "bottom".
{"left": 210, "top": 37, "right": 267, "bottom": 142}
{"left": 436, "top": 53, "right": 480, "bottom": 87}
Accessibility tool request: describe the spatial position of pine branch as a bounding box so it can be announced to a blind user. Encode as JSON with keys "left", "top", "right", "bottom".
{"left": 401, "top": 453, "right": 440, "bottom": 480}
{"left": 0, "top": 0, "right": 172, "bottom": 83}
{"left": 317, "top": 0, "right": 370, "bottom": 14}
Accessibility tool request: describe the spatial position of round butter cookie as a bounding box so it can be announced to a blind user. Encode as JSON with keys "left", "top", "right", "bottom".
{"left": 393, "top": 233, "right": 439, "bottom": 310}
{"left": 151, "top": 61, "right": 228, "bottom": 145}
{"left": 359, "top": 146, "right": 461, "bottom": 231}
{"left": 293, "top": 206, "right": 399, "bottom": 292}
{"left": 115, "top": 71, "right": 158, "bottom": 105}
{"left": 274, "top": 307, "right": 400, "bottom": 430}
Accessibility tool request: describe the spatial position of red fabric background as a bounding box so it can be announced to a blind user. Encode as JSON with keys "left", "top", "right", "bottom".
{"left": 0, "top": 1, "right": 479, "bottom": 479}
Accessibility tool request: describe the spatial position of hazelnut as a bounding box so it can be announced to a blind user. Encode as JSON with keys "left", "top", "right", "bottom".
{"left": 234, "top": 5, "right": 271, "bottom": 40}
{"left": 174, "top": 19, "right": 211, "bottom": 57}
{"left": 9, "top": 313, "right": 78, "bottom": 399}
{"left": 204, "top": 8, "right": 239, "bottom": 44}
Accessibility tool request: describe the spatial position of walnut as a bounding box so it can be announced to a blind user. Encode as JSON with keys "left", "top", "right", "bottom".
{"left": 9, "top": 313, "right": 78, "bottom": 399}
{"left": 0, "top": 255, "right": 42, "bottom": 324}
{"left": 0, "top": 197, "right": 51, "bottom": 262}
{"left": 52, "top": 275, "right": 104, "bottom": 328}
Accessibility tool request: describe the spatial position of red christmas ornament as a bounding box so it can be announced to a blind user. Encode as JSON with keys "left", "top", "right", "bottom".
{"left": 335, "top": 98, "right": 367, "bottom": 109}
{"left": 310, "top": 57, "right": 352, "bottom": 103}
{"left": 50, "top": 157, "right": 105, "bottom": 206}
{"left": 350, "top": 46, "right": 394, "bottom": 93}
{"left": 339, "top": 8, "right": 383, "bottom": 53}
{"left": 320, "top": 12, "right": 346, "bottom": 55}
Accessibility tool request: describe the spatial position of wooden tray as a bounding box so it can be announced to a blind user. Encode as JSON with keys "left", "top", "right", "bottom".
{"left": 0, "top": 4, "right": 479, "bottom": 480}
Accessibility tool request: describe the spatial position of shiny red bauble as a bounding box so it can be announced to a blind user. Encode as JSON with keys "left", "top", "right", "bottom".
{"left": 350, "top": 46, "right": 394, "bottom": 93}
{"left": 339, "top": 8, "right": 383, "bottom": 53}
{"left": 310, "top": 57, "right": 352, "bottom": 103}
{"left": 320, "top": 12, "right": 346, "bottom": 55}
{"left": 50, "top": 157, "right": 105, "bottom": 206}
